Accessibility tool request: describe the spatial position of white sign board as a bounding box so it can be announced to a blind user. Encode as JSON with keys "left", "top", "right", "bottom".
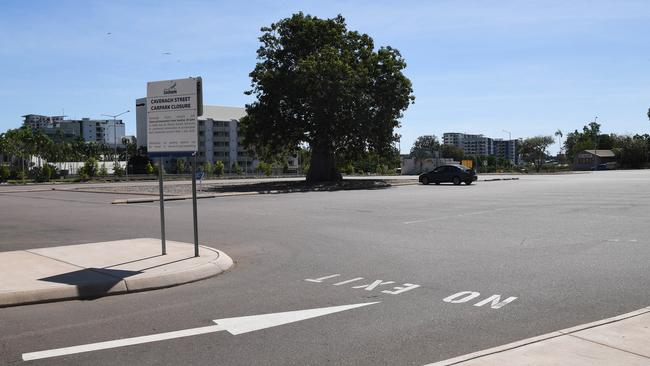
{"left": 147, "top": 78, "right": 200, "bottom": 155}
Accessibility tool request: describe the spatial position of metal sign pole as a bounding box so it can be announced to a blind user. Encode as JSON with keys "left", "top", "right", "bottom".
{"left": 148, "top": 77, "right": 203, "bottom": 257}
{"left": 191, "top": 153, "right": 199, "bottom": 257}
{"left": 158, "top": 157, "right": 166, "bottom": 255}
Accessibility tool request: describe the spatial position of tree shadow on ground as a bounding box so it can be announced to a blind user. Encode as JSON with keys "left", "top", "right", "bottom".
{"left": 201, "top": 179, "right": 392, "bottom": 194}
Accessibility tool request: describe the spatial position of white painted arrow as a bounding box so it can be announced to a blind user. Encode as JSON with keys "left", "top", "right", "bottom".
{"left": 22, "top": 302, "right": 379, "bottom": 361}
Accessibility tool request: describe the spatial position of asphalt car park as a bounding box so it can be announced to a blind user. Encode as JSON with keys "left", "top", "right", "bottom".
{"left": 1, "top": 170, "right": 649, "bottom": 365}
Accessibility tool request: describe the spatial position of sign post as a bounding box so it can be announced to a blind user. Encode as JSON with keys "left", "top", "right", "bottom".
{"left": 147, "top": 77, "right": 203, "bottom": 256}
{"left": 158, "top": 157, "right": 166, "bottom": 255}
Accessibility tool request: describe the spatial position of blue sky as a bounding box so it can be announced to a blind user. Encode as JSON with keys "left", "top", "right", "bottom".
{"left": 1, "top": 0, "right": 649, "bottom": 153}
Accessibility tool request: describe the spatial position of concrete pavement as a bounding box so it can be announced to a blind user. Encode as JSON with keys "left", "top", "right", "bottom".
{"left": 428, "top": 307, "right": 650, "bottom": 365}
{"left": 0, "top": 238, "right": 233, "bottom": 307}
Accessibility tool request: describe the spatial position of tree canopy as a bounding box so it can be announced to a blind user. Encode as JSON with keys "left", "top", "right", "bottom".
{"left": 409, "top": 135, "right": 439, "bottom": 156}
{"left": 440, "top": 144, "right": 465, "bottom": 161}
{"left": 240, "top": 13, "right": 414, "bottom": 182}
{"left": 564, "top": 121, "right": 601, "bottom": 160}
{"left": 520, "top": 136, "right": 554, "bottom": 172}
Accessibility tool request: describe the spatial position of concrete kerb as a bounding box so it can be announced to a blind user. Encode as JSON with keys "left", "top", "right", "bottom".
{"left": 481, "top": 177, "right": 520, "bottom": 182}
{"left": 0, "top": 239, "right": 234, "bottom": 307}
{"left": 121, "top": 245, "right": 233, "bottom": 292}
{"left": 52, "top": 187, "right": 165, "bottom": 196}
{"left": 0, "top": 188, "right": 56, "bottom": 194}
{"left": 424, "top": 306, "right": 650, "bottom": 366}
{"left": 112, "top": 192, "right": 261, "bottom": 204}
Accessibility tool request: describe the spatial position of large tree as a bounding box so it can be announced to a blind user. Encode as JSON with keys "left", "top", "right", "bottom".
{"left": 241, "top": 13, "right": 414, "bottom": 182}
{"left": 564, "top": 121, "right": 602, "bottom": 160}
{"left": 520, "top": 136, "right": 554, "bottom": 172}
{"left": 410, "top": 135, "right": 439, "bottom": 154}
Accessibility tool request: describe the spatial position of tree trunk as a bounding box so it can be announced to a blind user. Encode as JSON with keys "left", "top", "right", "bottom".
{"left": 307, "top": 144, "right": 341, "bottom": 183}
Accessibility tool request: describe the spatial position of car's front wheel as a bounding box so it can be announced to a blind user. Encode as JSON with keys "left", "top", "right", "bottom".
{"left": 421, "top": 176, "right": 430, "bottom": 185}
{"left": 465, "top": 180, "right": 473, "bottom": 185}
{"left": 453, "top": 177, "right": 461, "bottom": 185}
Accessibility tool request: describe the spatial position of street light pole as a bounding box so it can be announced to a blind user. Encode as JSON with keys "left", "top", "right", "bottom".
{"left": 101, "top": 110, "right": 129, "bottom": 175}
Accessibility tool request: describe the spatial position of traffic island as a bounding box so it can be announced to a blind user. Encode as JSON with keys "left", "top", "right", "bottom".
{"left": 112, "top": 179, "right": 393, "bottom": 204}
{"left": 0, "top": 238, "right": 233, "bottom": 307}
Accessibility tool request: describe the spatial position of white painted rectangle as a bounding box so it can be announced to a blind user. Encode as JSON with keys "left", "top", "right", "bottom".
{"left": 146, "top": 78, "right": 200, "bottom": 153}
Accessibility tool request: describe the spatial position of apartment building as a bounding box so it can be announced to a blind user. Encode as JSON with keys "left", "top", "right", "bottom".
{"left": 443, "top": 133, "right": 494, "bottom": 156}
{"left": 443, "top": 132, "right": 519, "bottom": 164}
{"left": 493, "top": 138, "right": 520, "bottom": 165}
{"left": 22, "top": 114, "right": 125, "bottom": 146}
{"left": 135, "top": 101, "right": 257, "bottom": 172}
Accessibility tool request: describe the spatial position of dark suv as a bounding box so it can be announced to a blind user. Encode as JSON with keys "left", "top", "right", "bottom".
{"left": 419, "top": 164, "right": 477, "bottom": 185}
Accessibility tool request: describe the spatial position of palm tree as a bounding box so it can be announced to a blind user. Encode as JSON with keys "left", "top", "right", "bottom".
{"left": 554, "top": 129, "right": 563, "bottom": 154}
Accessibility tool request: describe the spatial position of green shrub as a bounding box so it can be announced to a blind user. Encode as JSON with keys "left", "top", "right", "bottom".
{"left": 145, "top": 161, "right": 154, "bottom": 175}
{"left": 98, "top": 165, "right": 109, "bottom": 178}
{"left": 80, "top": 157, "right": 98, "bottom": 179}
{"left": 113, "top": 162, "right": 125, "bottom": 177}
{"left": 41, "top": 164, "right": 53, "bottom": 182}
{"left": 203, "top": 162, "right": 214, "bottom": 177}
{"left": 258, "top": 162, "right": 272, "bottom": 176}
{"left": 16, "top": 169, "right": 27, "bottom": 182}
{"left": 232, "top": 162, "right": 242, "bottom": 175}
{"left": 29, "top": 165, "right": 54, "bottom": 182}
{"left": 0, "top": 165, "right": 11, "bottom": 182}
{"left": 214, "top": 161, "right": 224, "bottom": 176}
{"left": 343, "top": 163, "right": 355, "bottom": 175}
{"left": 175, "top": 159, "right": 185, "bottom": 174}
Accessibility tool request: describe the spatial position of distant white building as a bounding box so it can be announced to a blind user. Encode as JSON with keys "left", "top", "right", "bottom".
{"left": 443, "top": 132, "right": 520, "bottom": 165}
{"left": 443, "top": 133, "right": 494, "bottom": 157}
{"left": 136, "top": 100, "right": 301, "bottom": 173}
{"left": 22, "top": 114, "right": 126, "bottom": 146}
{"left": 80, "top": 118, "right": 125, "bottom": 146}
{"left": 401, "top": 153, "right": 455, "bottom": 175}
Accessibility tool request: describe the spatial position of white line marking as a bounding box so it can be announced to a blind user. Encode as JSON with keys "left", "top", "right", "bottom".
{"left": 352, "top": 280, "right": 395, "bottom": 291}
{"left": 333, "top": 277, "right": 364, "bottom": 286}
{"left": 382, "top": 283, "right": 420, "bottom": 295}
{"left": 214, "top": 302, "right": 379, "bottom": 335}
{"left": 305, "top": 274, "right": 340, "bottom": 282}
{"left": 23, "top": 302, "right": 379, "bottom": 361}
{"left": 22, "top": 325, "right": 224, "bottom": 361}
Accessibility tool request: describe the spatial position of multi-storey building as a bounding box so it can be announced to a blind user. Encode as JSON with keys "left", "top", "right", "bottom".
{"left": 443, "top": 133, "right": 494, "bottom": 156}
{"left": 493, "top": 139, "right": 520, "bottom": 165}
{"left": 22, "top": 114, "right": 125, "bottom": 146}
{"left": 79, "top": 118, "right": 125, "bottom": 146}
{"left": 135, "top": 100, "right": 257, "bottom": 172}
{"left": 443, "top": 132, "right": 519, "bottom": 164}
{"left": 23, "top": 114, "right": 65, "bottom": 129}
